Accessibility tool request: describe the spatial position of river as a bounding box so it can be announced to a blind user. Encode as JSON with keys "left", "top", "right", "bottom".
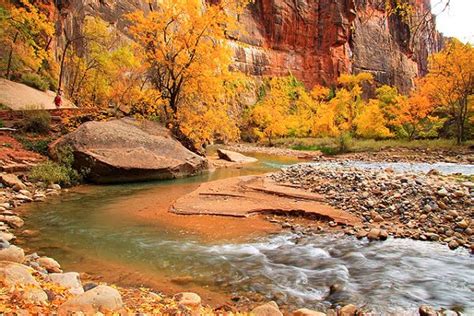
{"left": 19, "top": 154, "right": 474, "bottom": 314}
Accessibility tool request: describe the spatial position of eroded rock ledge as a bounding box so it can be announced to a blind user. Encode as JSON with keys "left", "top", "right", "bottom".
{"left": 171, "top": 174, "right": 360, "bottom": 226}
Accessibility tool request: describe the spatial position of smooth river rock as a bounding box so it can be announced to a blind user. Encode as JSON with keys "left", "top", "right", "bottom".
{"left": 0, "top": 245, "right": 25, "bottom": 263}
{"left": 217, "top": 149, "right": 258, "bottom": 164}
{"left": 251, "top": 301, "right": 283, "bottom": 316}
{"left": 49, "top": 272, "right": 84, "bottom": 295}
{"left": 0, "top": 261, "right": 48, "bottom": 304}
{"left": 49, "top": 118, "right": 209, "bottom": 184}
{"left": 58, "top": 285, "right": 124, "bottom": 315}
{"left": 293, "top": 308, "right": 327, "bottom": 316}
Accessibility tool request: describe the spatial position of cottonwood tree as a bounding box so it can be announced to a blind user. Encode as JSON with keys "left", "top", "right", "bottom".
{"left": 127, "top": 0, "right": 249, "bottom": 152}
{"left": 420, "top": 39, "right": 474, "bottom": 144}
{"left": 0, "top": 0, "right": 54, "bottom": 79}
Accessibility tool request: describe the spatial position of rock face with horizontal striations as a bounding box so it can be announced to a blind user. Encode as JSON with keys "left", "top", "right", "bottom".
{"left": 50, "top": 0, "right": 441, "bottom": 91}
{"left": 49, "top": 118, "right": 209, "bottom": 184}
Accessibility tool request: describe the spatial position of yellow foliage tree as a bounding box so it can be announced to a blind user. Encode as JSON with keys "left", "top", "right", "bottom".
{"left": 418, "top": 39, "right": 474, "bottom": 144}
{"left": 127, "top": 0, "right": 249, "bottom": 152}
{"left": 355, "top": 99, "right": 392, "bottom": 139}
{"left": 0, "top": 0, "right": 54, "bottom": 79}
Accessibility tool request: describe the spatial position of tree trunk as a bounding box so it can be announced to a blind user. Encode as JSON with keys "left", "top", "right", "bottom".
{"left": 58, "top": 39, "right": 72, "bottom": 92}
{"left": 6, "top": 32, "right": 19, "bottom": 80}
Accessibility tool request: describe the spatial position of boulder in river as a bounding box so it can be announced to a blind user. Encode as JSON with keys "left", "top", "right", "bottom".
{"left": 217, "top": 149, "right": 258, "bottom": 164}
{"left": 49, "top": 118, "right": 209, "bottom": 183}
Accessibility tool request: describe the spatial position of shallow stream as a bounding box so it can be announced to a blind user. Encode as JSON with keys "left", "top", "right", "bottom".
{"left": 21, "top": 154, "right": 473, "bottom": 314}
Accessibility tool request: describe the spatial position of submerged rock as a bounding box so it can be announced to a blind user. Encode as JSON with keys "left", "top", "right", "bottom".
{"left": 49, "top": 118, "right": 208, "bottom": 184}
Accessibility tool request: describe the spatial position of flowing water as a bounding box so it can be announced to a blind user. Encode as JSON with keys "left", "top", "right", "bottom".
{"left": 21, "top": 154, "right": 474, "bottom": 314}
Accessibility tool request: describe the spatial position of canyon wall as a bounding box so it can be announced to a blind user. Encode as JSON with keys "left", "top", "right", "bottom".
{"left": 49, "top": 0, "right": 442, "bottom": 92}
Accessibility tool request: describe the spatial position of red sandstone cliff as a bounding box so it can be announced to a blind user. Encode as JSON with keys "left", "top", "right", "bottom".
{"left": 47, "top": 0, "right": 442, "bottom": 91}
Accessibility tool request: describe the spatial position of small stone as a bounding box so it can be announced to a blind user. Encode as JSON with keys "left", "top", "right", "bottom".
{"left": 437, "top": 187, "right": 448, "bottom": 196}
{"left": 38, "top": 257, "right": 62, "bottom": 273}
{"left": 456, "top": 219, "right": 469, "bottom": 229}
{"left": 339, "top": 304, "right": 358, "bottom": 316}
{"left": 0, "top": 174, "right": 26, "bottom": 190}
{"left": 367, "top": 228, "right": 381, "bottom": 241}
{"left": 448, "top": 240, "right": 459, "bottom": 250}
{"left": 48, "top": 184, "right": 62, "bottom": 190}
{"left": 0, "top": 215, "right": 24, "bottom": 228}
{"left": 0, "top": 245, "right": 25, "bottom": 263}
{"left": 0, "top": 231, "right": 15, "bottom": 242}
{"left": 379, "top": 230, "right": 389, "bottom": 240}
{"left": 419, "top": 305, "right": 437, "bottom": 316}
{"left": 292, "top": 308, "right": 326, "bottom": 316}
{"left": 251, "top": 301, "right": 283, "bottom": 316}
{"left": 174, "top": 292, "right": 202, "bottom": 309}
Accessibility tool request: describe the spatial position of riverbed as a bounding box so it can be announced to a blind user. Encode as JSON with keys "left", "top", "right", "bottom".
{"left": 19, "top": 154, "right": 474, "bottom": 314}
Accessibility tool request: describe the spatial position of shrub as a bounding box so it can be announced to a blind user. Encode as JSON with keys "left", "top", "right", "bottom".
{"left": 22, "top": 108, "right": 51, "bottom": 134}
{"left": 16, "top": 136, "right": 51, "bottom": 155}
{"left": 20, "top": 73, "right": 49, "bottom": 91}
{"left": 30, "top": 161, "right": 71, "bottom": 186}
{"left": 0, "top": 118, "right": 3, "bottom": 128}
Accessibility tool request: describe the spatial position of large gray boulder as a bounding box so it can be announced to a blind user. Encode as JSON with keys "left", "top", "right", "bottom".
{"left": 50, "top": 118, "right": 208, "bottom": 183}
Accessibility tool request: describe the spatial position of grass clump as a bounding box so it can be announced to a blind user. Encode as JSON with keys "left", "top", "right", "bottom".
{"left": 21, "top": 107, "right": 51, "bottom": 134}
{"left": 30, "top": 146, "right": 85, "bottom": 187}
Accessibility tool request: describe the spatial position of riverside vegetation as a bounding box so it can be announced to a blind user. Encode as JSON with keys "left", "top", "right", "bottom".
{"left": 0, "top": 0, "right": 473, "bottom": 315}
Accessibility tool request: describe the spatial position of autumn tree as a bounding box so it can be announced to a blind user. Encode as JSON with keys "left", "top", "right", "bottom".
{"left": 335, "top": 72, "right": 374, "bottom": 133}
{"left": 0, "top": 0, "right": 54, "bottom": 79}
{"left": 127, "top": 0, "right": 249, "bottom": 152}
{"left": 419, "top": 39, "right": 474, "bottom": 144}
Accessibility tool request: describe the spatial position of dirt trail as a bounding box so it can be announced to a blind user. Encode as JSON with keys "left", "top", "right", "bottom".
{"left": 0, "top": 78, "right": 75, "bottom": 110}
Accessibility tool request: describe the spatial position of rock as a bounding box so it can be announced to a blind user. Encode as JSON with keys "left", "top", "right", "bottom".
{"left": 0, "top": 173, "right": 26, "bottom": 190}
{"left": 370, "top": 211, "right": 384, "bottom": 223}
{"left": 0, "top": 245, "right": 25, "bottom": 263}
{"left": 448, "top": 240, "right": 459, "bottom": 250}
{"left": 379, "top": 230, "right": 389, "bottom": 240}
{"left": 251, "top": 301, "right": 283, "bottom": 316}
{"left": 0, "top": 261, "right": 48, "bottom": 304}
{"left": 58, "top": 285, "right": 123, "bottom": 314}
{"left": 419, "top": 305, "right": 437, "bottom": 316}
{"left": 174, "top": 292, "right": 202, "bottom": 309}
{"left": 0, "top": 231, "right": 15, "bottom": 242}
{"left": 0, "top": 215, "right": 24, "bottom": 228}
{"left": 48, "top": 184, "right": 61, "bottom": 190}
{"left": 217, "top": 149, "right": 258, "bottom": 164}
{"left": 292, "top": 308, "right": 326, "bottom": 316}
{"left": 339, "top": 304, "right": 358, "bottom": 316}
{"left": 49, "top": 118, "right": 209, "bottom": 184}
{"left": 38, "top": 256, "right": 62, "bottom": 273}
{"left": 457, "top": 219, "right": 469, "bottom": 229}
{"left": 49, "top": 272, "right": 84, "bottom": 295}
{"left": 437, "top": 187, "right": 448, "bottom": 197}
{"left": 367, "top": 228, "right": 381, "bottom": 241}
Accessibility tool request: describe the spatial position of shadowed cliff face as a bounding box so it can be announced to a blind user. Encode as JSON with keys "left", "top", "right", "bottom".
{"left": 51, "top": 0, "right": 441, "bottom": 91}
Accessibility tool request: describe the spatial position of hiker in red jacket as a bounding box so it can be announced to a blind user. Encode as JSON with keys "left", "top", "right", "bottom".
{"left": 54, "top": 90, "right": 63, "bottom": 109}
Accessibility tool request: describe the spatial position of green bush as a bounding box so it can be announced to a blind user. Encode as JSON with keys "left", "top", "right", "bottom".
{"left": 22, "top": 108, "right": 51, "bottom": 134}
{"left": 20, "top": 73, "right": 49, "bottom": 91}
{"left": 0, "top": 118, "right": 3, "bottom": 128}
{"left": 30, "top": 161, "right": 71, "bottom": 186}
{"left": 16, "top": 136, "right": 51, "bottom": 155}
{"left": 30, "top": 146, "right": 83, "bottom": 187}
